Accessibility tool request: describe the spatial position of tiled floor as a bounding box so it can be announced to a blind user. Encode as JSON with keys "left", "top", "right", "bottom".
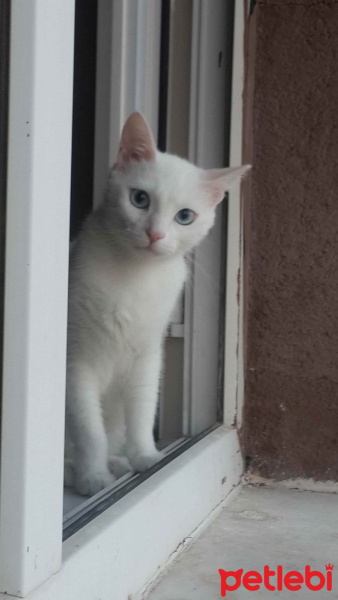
{"left": 147, "top": 485, "right": 338, "bottom": 599}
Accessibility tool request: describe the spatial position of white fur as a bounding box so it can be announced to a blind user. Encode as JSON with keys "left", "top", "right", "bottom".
{"left": 65, "top": 112, "right": 249, "bottom": 496}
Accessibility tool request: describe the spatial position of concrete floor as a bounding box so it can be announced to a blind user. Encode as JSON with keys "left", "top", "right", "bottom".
{"left": 147, "top": 485, "right": 338, "bottom": 599}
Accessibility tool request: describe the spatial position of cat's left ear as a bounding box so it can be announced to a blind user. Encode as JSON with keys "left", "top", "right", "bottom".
{"left": 117, "top": 112, "right": 157, "bottom": 171}
{"left": 203, "top": 165, "right": 251, "bottom": 205}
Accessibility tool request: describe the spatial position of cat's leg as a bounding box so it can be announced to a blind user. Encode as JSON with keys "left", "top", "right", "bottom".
{"left": 125, "top": 349, "right": 165, "bottom": 472}
{"left": 66, "top": 364, "right": 116, "bottom": 496}
{"left": 104, "top": 392, "right": 132, "bottom": 477}
{"left": 105, "top": 390, "right": 126, "bottom": 456}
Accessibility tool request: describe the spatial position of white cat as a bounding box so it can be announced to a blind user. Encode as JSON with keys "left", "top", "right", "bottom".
{"left": 65, "top": 112, "right": 249, "bottom": 496}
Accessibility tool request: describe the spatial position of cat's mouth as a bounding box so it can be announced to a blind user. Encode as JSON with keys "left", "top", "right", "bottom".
{"left": 139, "top": 243, "right": 167, "bottom": 257}
{"left": 136, "top": 238, "right": 172, "bottom": 257}
{"left": 143, "top": 245, "right": 160, "bottom": 255}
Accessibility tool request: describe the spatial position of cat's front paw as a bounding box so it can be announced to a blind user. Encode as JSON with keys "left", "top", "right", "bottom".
{"left": 75, "top": 469, "right": 116, "bottom": 496}
{"left": 129, "top": 450, "right": 165, "bottom": 473}
{"left": 108, "top": 455, "right": 133, "bottom": 478}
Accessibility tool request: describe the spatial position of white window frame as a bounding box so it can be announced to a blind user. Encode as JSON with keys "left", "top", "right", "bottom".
{"left": 0, "top": 1, "right": 75, "bottom": 597}
{"left": 184, "top": 0, "right": 234, "bottom": 436}
{"left": 0, "top": 1, "right": 246, "bottom": 598}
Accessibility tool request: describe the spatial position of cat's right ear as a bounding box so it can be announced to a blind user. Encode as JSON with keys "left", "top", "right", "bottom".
{"left": 116, "top": 112, "right": 157, "bottom": 171}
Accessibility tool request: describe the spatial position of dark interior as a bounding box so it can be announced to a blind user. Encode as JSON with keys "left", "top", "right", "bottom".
{"left": 70, "top": 0, "right": 98, "bottom": 239}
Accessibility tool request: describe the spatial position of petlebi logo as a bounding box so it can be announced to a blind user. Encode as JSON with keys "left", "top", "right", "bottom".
{"left": 218, "top": 564, "right": 334, "bottom": 596}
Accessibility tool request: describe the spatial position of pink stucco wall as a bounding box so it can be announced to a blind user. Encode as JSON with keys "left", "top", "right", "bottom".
{"left": 243, "top": 0, "right": 338, "bottom": 480}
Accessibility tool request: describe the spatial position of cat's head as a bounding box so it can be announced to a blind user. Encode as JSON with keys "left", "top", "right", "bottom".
{"left": 107, "top": 112, "right": 250, "bottom": 259}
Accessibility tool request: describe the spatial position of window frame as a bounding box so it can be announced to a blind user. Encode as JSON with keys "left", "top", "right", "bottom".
{"left": 183, "top": 0, "right": 236, "bottom": 436}
{"left": 0, "top": 0, "right": 246, "bottom": 597}
{"left": 0, "top": 1, "right": 75, "bottom": 596}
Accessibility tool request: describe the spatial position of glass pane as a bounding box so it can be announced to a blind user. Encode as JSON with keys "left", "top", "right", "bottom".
{"left": 63, "top": 0, "right": 235, "bottom": 534}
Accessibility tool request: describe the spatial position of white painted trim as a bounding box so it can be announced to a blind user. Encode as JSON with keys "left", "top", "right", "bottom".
{"left": 182, "top": 0, "right": 200, "bottom": 437}
{"left": 223, "top": 0, "right": 246, "bottom": 428}
{"left": 0, "top": 1, "right": 75, "bottom": 596}
{"left": 0, "top": 428, "right": 242, "bottom": 600}
{"left": 138, "top": 483, "right": 243, "bottom": 600}
{"left": 185, "top": 0, "right": 235, "bottom": 436}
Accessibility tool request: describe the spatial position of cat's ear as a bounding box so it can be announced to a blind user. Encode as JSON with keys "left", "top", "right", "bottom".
{"left": 117, "top": 112, "right": 157, "bottom": 170}
{"left": 203, "top": 165, "right": 251, "bottom": 205}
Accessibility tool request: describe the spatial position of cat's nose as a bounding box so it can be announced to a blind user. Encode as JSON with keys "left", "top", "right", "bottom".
{"left": 146, "top": 229, "right": 165, "bottom": 244}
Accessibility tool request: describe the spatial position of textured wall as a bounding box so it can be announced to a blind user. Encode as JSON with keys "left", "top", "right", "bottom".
{"left": 244, "top": 0, "right": 338, "bottom": 480}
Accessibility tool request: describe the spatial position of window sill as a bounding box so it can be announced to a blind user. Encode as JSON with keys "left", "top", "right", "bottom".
{"left": 6, "top": 426, "right": 242, "bottom": 600}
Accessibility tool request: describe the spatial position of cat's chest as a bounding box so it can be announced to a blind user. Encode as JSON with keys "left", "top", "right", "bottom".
{"left": 95, "top": 259, "right": 185, "bottom": 341}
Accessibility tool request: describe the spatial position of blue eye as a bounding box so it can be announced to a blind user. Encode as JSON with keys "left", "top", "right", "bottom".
{"left": 175, "top": 208, "right": 195, "bottom": 226}
{"left": 130, "top": 189, "right": 150, "bottom": 209}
